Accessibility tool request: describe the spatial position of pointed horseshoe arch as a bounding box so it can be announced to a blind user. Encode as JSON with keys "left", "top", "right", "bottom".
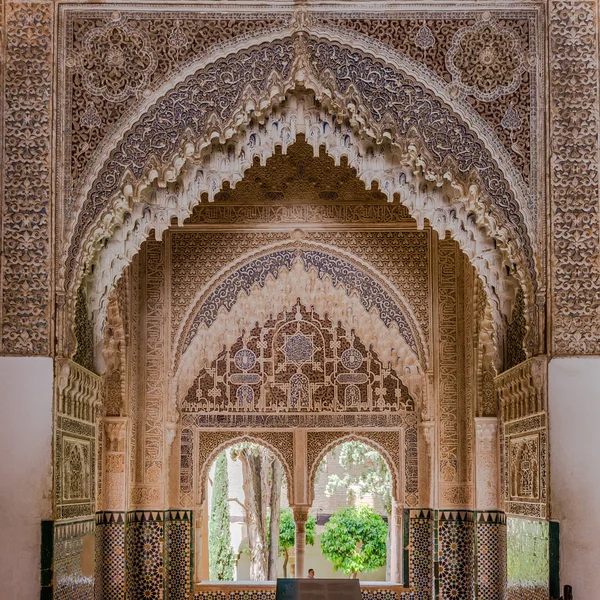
{"left": 62, "top": 27, "right": 537, "bottom": 363}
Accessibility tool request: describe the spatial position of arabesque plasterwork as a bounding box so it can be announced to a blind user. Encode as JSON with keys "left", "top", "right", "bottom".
{"left": 4, "top": 0, "right": 600, "bottom": 597}
{"left": 53, "top": 15, "right": 543, "bottom": 362}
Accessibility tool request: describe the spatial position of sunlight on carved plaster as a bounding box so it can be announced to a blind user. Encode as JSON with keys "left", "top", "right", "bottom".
{"left": 174, "top": 258, "right": 424, "bottom": 412}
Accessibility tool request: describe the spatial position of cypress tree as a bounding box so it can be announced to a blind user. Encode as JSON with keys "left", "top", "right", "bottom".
{"left": 209, "top": 452, "right": 235, "bottom": 580}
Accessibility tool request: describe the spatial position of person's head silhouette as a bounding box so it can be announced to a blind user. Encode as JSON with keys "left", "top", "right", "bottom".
{"left": 308, "top": 569, "right": 315, "bottom": 579}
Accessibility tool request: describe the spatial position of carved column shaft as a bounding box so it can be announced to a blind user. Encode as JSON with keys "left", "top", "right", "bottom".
{"left": 389, "top": 502, "right": 403, "bottom": 583}
{"left": 474, "top": 418, "right": 499, "bottom": 511}
{"left": 102, "top": 418, "right": 128, "bottom": 511}
{"left": 292, "top": 506, "right": 309, "bottom": 579}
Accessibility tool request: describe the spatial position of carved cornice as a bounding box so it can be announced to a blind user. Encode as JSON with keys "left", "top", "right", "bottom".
{"left": 495, "top": 356, "right": 547, "bottom": 423}
{"left": 56, "top": 358, "right": 104, "bottom": 422}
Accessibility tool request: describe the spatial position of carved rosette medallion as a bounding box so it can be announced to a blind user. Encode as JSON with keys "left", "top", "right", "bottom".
{"left": 446, "top": 18, "right": 527, "bottom": 102}
{"left": 76, "top": 15, "right": 158, "bottom": 102}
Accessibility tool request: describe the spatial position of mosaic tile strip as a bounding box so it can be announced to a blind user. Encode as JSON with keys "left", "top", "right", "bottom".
{"left": 436, "top": 513, "right": 475, "bottom": 600}
{"left": 165, "top": 511, "right": 193, "bottom": 600}
{"left": 126, "top": 513, "right": 164, "bottom": 600}
{"left": 95, "top": 513, "right": 125, "bottom": 600}
{"left": 476, "top": 517, "right": 506, "bottom": 600}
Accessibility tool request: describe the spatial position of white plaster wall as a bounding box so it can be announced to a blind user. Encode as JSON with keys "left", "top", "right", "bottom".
{"left": 0, "top": 357, "right": 53, "bottom": 600}
{"left": 549, "top": 357, "right": 600, "bottom": 599}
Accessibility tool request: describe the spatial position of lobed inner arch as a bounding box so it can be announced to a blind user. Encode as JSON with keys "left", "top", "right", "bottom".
{"left": 308, "top": 434, "right": 400, "bottom": 505}
{"left": 174, "top": 240, "right": 427, "bottom": 408}
{"left": 198, "top": 434, "right": 294, "bottom": 507}
{"left": 64, "top": 29, "right": 536, "bottom": 366}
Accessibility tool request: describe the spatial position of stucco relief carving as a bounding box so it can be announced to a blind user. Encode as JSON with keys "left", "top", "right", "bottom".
{"left": 550, "top": 0, "right": 600, "bottom": 354}
{"left": 60, "top": 33, "right": 536, "bottom": 359}
{"left": 103, "top": 418, "right": 128, "bottom": 510}
{"left": 182, "top": 301, "right": 415, "bottom": 415}
{"left": 438, "top": 240, "right": 472, "bottom": 508}
{"left": 496, "top": 356, "right": 548, "bottom": 518}
{"left": 63, "top": 438, "right": 92, "bottom": 501}
{"left": 75, "top": 15, "right": 158, "bottom": 103}
{"left": 2, "top": 3, "right": 53, "bottom": 354}
{"left": 83, "top": 92, "right": 521, "bottom": 355}
{"left": 446, "top": 17, "right": 529, "bottom": 102}
{"left": 174, "top": 240, "right": 427, "bottom": 408}
{"left": 475, "top": 419, "right": 499, "bottom": 511}
{"left": 509, "top": 434, "right": 539, "bottom": 501}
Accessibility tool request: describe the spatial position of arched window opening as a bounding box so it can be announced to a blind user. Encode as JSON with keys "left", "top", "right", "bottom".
{"left": 312, "top": 441, "right": 392, "bottom": 581}
{"left": 205, "top": 443, "right": 289, "bottom": 582}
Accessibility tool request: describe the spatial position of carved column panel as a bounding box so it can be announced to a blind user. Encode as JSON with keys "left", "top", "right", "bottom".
{"left": 95, "top": 418, "right": 128, "bottom": 599}
{"left": 436, "top": 240, "right": 473, "bottom": 509}
{"left": 131, "top": 241, "right": 167, "bottom": 509}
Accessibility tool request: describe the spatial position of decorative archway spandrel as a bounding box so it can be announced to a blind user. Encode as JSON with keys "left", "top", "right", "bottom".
{"left": 61, "top": 29, "right": 539, "bottom": 340}
{"left": 174, "top": 241, "right": 427, "bottom": 394}
{"left": 305, "top": 431, "right": 408, "bottom": 506}
{"left": 195, "top": 431, "right": 294, "bottom": 506}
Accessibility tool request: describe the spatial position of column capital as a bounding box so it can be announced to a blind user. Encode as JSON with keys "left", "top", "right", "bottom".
{"left": 291, "top": 505, "right": 310, "bottom": 524}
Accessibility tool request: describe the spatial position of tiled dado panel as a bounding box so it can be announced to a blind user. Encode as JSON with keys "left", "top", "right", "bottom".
{"left": 95, "top": 513, "right": 125, "bottom": 600}
{"left": 435, "top": 511, "right": 475, "bottom": 600}
{"left": 124, "top": 510, "right": 192, "bottom": 600}
{"left": 404, "top": 509, "right": 434, "bottom": 600}
{"left": 475, "top": 513, "right": 507, "bottom": 600}
{"left": 53, "top": 520, "right": 95, "bottom": 600}
{"left": 165, "top": 511, "right": 194, "bottom": 600}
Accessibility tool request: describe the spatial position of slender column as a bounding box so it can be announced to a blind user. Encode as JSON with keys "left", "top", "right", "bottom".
{"left": 193, "top": 507, "right": 204, "bottom": 583}
{"left": 292, "top": 506, "right": 309, "bottom": 579}
{"left": 474, "top": 418, "right": 506, "bottom": 599}
{"left": 389, "top": 501, "right": 403, "bottom": 583}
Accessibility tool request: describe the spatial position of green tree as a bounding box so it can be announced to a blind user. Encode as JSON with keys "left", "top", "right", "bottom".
{"left": 208, "top": 452, "right": 235, "bottom": 581}
{"left": 324, "top": 442, "right": 392, "bottom": 515}
{"left": 320, "top": 506, "right": 387, "bottom": 578}
{"left": 277, "top": 509, "right": 316, "bottom": 577}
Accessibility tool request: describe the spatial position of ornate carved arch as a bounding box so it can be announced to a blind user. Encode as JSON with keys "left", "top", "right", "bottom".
{"left": 195, "top": 432, "right": 294, "bottom": 506}
{"left": 173, "top": 240, "right": 427, "bottom": 405}
{"left": 306, "top": 432, "right": 402, "bottom": 505}
{"left": 61, "top": 28, "right": 537, "bottom": 363}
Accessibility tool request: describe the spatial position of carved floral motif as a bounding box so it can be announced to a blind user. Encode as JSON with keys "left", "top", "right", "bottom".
{"left": 76, "top": 15, "right": 158, "bottom": 103}
{"left": 446, "top": 18, "right": 528, "bottom": 102}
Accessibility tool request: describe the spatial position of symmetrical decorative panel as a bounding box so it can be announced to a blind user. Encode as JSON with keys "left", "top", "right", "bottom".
{"left": 183, "top": 301, "right": 414, "bottom": 415}
{"left": 549, "top": 0, "right": 600, "bottom": 354}
{"left": 496, "top": 357, "right": 548, "bottom": 518}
